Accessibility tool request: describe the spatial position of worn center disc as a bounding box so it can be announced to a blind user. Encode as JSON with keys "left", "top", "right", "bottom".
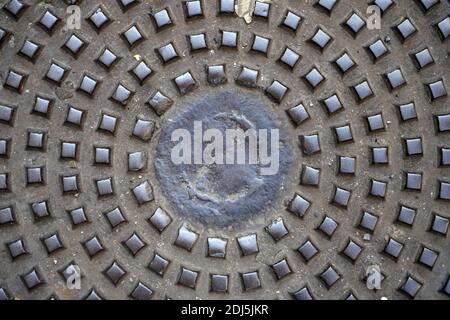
{"left": 155, "top": 90, "right": 292, "bottom": 227}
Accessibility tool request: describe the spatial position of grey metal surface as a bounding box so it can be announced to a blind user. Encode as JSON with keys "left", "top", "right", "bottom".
{"left": 0, "top": 0, "right": 449, "bottom": 300}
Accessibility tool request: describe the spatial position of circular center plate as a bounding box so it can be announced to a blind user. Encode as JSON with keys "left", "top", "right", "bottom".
{"left": 155, "top": 90, "right": 293, "bottom": 227}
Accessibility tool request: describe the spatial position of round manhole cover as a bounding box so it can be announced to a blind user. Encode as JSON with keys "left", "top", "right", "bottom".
{"left": 0, "top": 0, "right": 449, "bottom": 300}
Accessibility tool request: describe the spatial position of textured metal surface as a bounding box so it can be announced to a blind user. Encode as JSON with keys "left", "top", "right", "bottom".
{"left": 0, "top": 0, "right": 449, "bottom": 300}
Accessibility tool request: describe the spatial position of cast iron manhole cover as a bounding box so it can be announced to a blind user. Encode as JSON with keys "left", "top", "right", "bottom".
{"left": 0, "top": 0, "right": 449, "bottom": 300}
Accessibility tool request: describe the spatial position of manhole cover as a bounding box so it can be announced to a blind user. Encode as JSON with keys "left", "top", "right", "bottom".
{"left": 0, "top": 0, "right": 449, "bottom": 300}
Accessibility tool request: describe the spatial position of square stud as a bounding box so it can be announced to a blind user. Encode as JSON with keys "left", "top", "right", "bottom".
{"left": 63, "top": 34, "right": 88, "bottom": 58}
{"left": 253, "top": 1, "right": 270, "bottom": 18}
{"left": 131, "top": 60, "right": 153, "bottom": 84}
{"left": 37, "top": 9, "right": 60, "bottom": 34}
{"left": 309, "top": 28, "right": 332, "bottom": 50}
{"left": 342, "top": 12, "right": 366, "bottom": 37}
{"left": 45, "top": 62, "right": 69, "bottom": 85}
{"left": 151, "top": 8, "right": 173, "bottom": 31}
{"left": 220, "top": 30, "right": 238, "bottom": 48}
{"left": 184, "top": 1, "right": 203, "bottom": 20}
{"left": 279, "top": 47, "right": 300, "bottom": 69}
{"left": 251, "top": 34, "right": 270, "bottom": 55}
{"left": 351, "top": 80, "right": 374, "bottom": 102}
{"left": 366, "top": 39, "right": 389, "bottom": 61}
{"left": 394, "top": 18, "right": 417, "bottom": 42}
{"left": 219, "top": 0, "right": 235, "bottom": 14}
{"left": 411, "top": 48, "right": 434, "bottom": 70}
{"left": 117, "top": 0, "right": 140, "bottom": 12}
{"left": 156, "top": 42, "right": 179, "bottom": 64}
{"left": 287, "top": 104, "right": 309, "bottom": 126}
{"left": 280, "top": 10, "right": 302, "bottom": 32}
{"left": 88, "top": 6, "right": 111, "bottom": 31}
{"left": 97, "top": 47, "right": 119, "bottom": 70}
{"left": 384, "top": 68, "right": 406, "bottom": 91}
{"left": 18, "top": 40, "right": 42, "bottom": 62}
{"left": 78, "top": 74, "right": 100, "bottom": 97}
{"left": 121, "top": 24, "right": 144, "bottom": 48}
{"left": 3, "top": 0, "right": 28, "bottom": 20}
{"left": 334, "top": 52, "right": 356, "bottom": 74}
{"left": 207, "top": 65, "right": 227, "bottom": 86}
{"left": 187, "top": 33, "right": 207, "bottom": 51}
{"left": 435, "top": 17, "right": 450, "bottom": 40}
{"left": 4, "top": 69, "right": 27, "bottom": 93}
{"left": 315, "top": 0, "right": 339, "bottom": 14}
{"left": 173, "top": 71, "right": 197, "bottom": 95}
